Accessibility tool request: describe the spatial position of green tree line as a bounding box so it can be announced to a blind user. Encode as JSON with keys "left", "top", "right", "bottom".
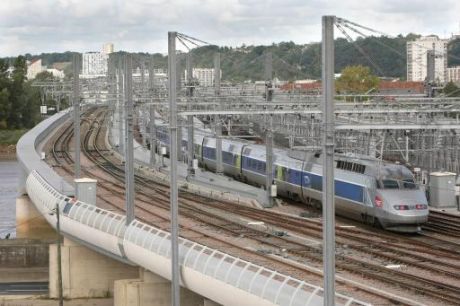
{"left": 0, "top": 56, "right": 42, "bottom": 129}
{"left": 3, "top": 34, "right": 460, "bottom": 82}
{"left": 129, "top": 34, "right": 460, "bottom": 81}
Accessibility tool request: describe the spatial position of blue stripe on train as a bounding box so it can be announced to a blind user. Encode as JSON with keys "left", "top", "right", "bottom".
{"left": 225, "top": 153, "right": 365, "bottom": 203}
{"left": 301, "top": 171, "right": 363, "bottom": 203}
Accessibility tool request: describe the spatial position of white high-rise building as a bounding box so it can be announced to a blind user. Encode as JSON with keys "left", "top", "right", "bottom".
{"left": 407, "top": 35, "right": 448, "bottom": 83}
{"left": 447, "top": 66, "right": 460, "bottom": 83}
{"left": 185, "top": 68, "right": 221, "bottom": 87}
{"left": 103, "top": 43, "right": 114, "bottom": 54}
{"left": 81, "top": 43, "right": 114, "bottom": 77}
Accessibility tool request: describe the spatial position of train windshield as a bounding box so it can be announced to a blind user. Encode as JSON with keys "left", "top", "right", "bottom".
{"left": 382, "top": 179, "right": 399, "bottom": 189}
{"left": 402, "top": 179, "right": 417, "bottom": 189}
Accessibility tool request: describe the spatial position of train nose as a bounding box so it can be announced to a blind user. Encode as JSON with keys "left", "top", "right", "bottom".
{"left": 376, "top": 190, "right": 429, "bottom": 229}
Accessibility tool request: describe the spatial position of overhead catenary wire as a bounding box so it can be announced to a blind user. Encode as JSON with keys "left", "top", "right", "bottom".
{"left": 336, "top": 18, "right": 434, "bottom": 71}
{"left": 177, "top": 32, "right": 211, "bottom": 46}
{"left": 335, "top": 22, "right": 386, "bottom": 76}
{"left": 340, "top": 22, "right": 406, "bottom": 58}
{"left": 337, "top": 17, "right": 460, "bottom": 63}
{"left": 176, "top": 36, "right": 191, "bottom": 51}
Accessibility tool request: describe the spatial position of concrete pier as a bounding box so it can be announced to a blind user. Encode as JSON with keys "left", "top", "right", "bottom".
{"left": 16, "top": 195, "right": 57, "bottom": 240}
{"left": 49, "top": 237, "right": 138, "bottom": 299}
{"left": 114, "top": 268, "right": 206, "bottom": 306}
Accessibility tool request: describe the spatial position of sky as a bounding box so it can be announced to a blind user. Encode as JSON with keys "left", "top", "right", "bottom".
{"left": 1, "top": 0, "right": 460, "bottom": 56}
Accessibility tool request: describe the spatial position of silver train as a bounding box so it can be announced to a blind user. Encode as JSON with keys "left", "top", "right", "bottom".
{"left": 149, "top": 115, "right": 428, "bottom": 233}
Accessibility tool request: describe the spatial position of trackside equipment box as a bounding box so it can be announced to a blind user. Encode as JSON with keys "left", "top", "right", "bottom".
{"left": 429, "top": 172, "right": 456, "bottom": 208}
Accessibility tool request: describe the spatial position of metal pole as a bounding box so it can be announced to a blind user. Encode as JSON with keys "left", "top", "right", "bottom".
{"left": 72, "top": 54, "right": 81, "bottom": 179}
{"left": 118, "top": 56, "right": 125, "bottom": 153}
{"left": 265, "top": 51, "right": 274, "bottom": 207}
{"left": 214, "top": 53, "right": 223, "bottom": 174}
{"left": 176, "top": 55, "right": 182, "bottom": 163}
{"left": 140, "top": 58, "right": 147, "bottom": 148}
{"left": 322, "top": 15, "right": 336, "bottom": 306}
{"left": 186, "top": 53, "right": 195, "bottom": 177}
{"left": 140, "top": 58, "right": 145, "bottom": 90}
{"left": 427, "top": 49, "right": 435, "bottom": 97}
{"left": 108, "top": 55, "right": 116, "bottom": 128}
{"left": 55, "top": 203, "right": 64, "bottom": 306}
{"left": 148, "top": 56, "right": 157, "bottom": 169}
{"left": 405, "top": 131, "right": 409, "bottom": 162}
{"left": 124, "top": 54, "right": 135, "bottom": 225}
{"left": 168, "top": 31, "right": 180, "bottom": 306}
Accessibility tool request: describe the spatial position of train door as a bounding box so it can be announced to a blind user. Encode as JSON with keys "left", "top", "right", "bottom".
{"left": 276, "top": 164, "right": 283, "bottom": 181}
{"left": 235, "top": 153, "right": 241, "bottom": 172}
{"left": 334, "top": 179, "right": 365, "bottom": 222}
{"left": 362, "top": 179, "right": 377, "bottom": 225}
{"left": 300, "top": 160, "right": 306, "bottom": 201}
{"left": 240, "top": 145, "right": 247, "bottom": 180}
{"left": 200, "top": 137, "right": 206, "bottom": 163}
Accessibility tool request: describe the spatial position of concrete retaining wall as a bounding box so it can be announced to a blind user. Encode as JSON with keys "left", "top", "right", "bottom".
{"left": 0, "top": 239, "right": 50, "bottom": 268}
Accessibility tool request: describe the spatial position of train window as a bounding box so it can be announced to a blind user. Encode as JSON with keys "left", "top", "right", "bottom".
{"left": 346, "top": 162, "right": 352, "bottom": 171}
{"left": 402, "top": 179, "right": 417, "bottom": 189}
{"left": 223, "top": 152, "right": 232, "bottom": 164}
{"left": 353, "top": 163, "right": 358, "bottom": 171}
{"left": 258, "top": 161, "right": 264, "bottom": 172}
{"left": 382, "top": 179, "right": 399, "bottom": 189}
{"left": 337, "top": 160, "right": 366, "bottom": 174}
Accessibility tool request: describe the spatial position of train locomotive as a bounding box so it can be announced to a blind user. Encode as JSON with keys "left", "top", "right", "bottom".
{"left": 149, "top": 114, "right": 428, "bottom": 233}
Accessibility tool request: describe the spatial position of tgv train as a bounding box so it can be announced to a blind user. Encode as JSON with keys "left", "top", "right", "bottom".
{"left": 149, "top": 116, "right": 428, "bottom": 233}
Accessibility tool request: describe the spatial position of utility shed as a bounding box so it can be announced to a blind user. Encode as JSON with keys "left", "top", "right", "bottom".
{"left": 74, "top": 178, "right": 97, "bottom": 206}
{"left": 429, "top": 172, "right": 456, "bottom": 208}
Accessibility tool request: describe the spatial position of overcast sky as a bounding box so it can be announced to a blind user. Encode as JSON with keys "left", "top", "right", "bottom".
{"left": 1, "top": 0, "right": 460, "bottom": 56}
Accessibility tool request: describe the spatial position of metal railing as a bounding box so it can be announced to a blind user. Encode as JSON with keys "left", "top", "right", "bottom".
{"left": 26, "top": 170, "right": 370, "bottom": 306}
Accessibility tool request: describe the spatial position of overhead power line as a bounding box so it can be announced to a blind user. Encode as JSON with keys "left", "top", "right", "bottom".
{"left": 335, "top": 22, "right": 386, "bottom": 76}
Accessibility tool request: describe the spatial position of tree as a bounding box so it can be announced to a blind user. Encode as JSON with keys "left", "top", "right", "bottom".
{"left": 21, "top": 82, "right": 41, "bottom": 128}
{"left": 35, "top": 70, "right": 55, "bottom": 81}
{"left": 443, "top": 81, "right": 460, "bottom": 97}
{"left": 0, "top": 59, "right": 9, "bottom": 87}
{"left": 0, "top": 56, "right": 46, "bottom": 130}
{"left": 448, "top": 38, "right": 460, "bottom": 67}
{"left": 0, "top": 88, "right": 11, "bottom": 129}
{"left": 0, "top": 59, "right": 11, "bottom": 128}
{"left": 6, "top": 56, "right": 27, "bottom": 128}
{"left": 336, "top": 65, "right": 380, "bottom": 95}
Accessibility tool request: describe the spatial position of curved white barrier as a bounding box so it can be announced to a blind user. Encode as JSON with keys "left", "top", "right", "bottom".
{"left": 26, "top": 170, "right": 369, "bottom": 306}
{"left": 17, "top": 108, "right": 74, "bottom": 195}
{"left": 18, "top": 107, "right": 369, "bottom": 305}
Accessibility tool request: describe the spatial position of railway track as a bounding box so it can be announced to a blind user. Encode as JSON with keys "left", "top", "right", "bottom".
{"left": 50, "top": 109, "right": 386, "bottom": 304}
{"left": 48, "top": 107, "right": 460, "bottom": 305}
{"left": 424, "top": 210, "right": 460, "bottom": 236}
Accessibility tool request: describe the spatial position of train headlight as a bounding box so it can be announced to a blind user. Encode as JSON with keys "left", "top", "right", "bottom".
{"left": 393, "top": 205, "right": 409, "bottom": 210}
{"left": 375, "top": 196, "right": 383, "bottom": 208}
{"left": 415, "top": 204, "right": 427, "bottom": 210}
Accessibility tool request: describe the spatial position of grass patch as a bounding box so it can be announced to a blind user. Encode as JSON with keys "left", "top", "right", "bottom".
{"left": 0, "top": 129, "right": 28, "bottom": 144}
